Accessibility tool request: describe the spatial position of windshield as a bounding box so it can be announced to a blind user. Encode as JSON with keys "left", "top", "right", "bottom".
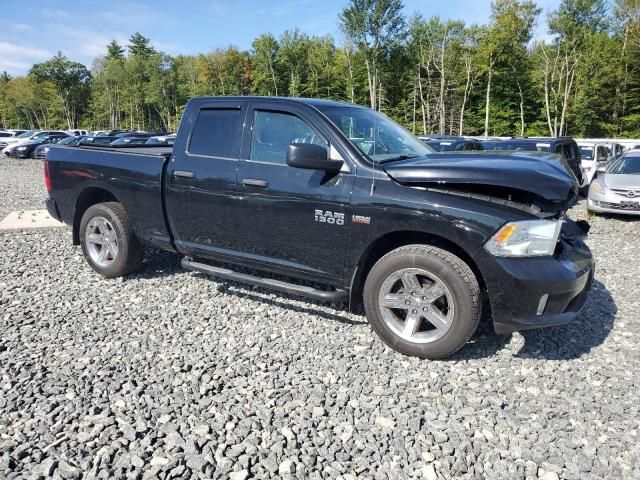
{"left": 580, "top": 147, "right": 594, "bottom": 160}
{"left": 17, "top": 130, "right": 35, "bottom": 138}
{"left": 608, "top": 156, "right": 640, "bottom": 175}
{"left": 317, "top": 106, "right": 433, "bottom": 162}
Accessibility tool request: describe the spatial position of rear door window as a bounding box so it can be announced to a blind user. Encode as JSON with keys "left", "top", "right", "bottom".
{"left": 189, "top": 108, "right": 243, "bottom": 158}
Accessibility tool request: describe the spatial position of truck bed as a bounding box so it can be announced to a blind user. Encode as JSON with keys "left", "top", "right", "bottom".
{"left": 46, "top": 144, "right": 174, "bottom": 251}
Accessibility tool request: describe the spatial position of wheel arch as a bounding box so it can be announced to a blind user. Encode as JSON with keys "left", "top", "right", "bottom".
{"left": 72, "top": 187, "right": 120, "bottom": 245}
{"left": 349, "top": 230, "right": 487, "bottom": 308}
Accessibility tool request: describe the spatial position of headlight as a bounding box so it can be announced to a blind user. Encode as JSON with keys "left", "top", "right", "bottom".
{"left": 485, "top": 219, "right": 562, "bottom": 257}
{"left": 16, "top": 146, "right": 28, "bottom": 151}
{"left": 590, "top": 181, "right": 604, "bottom": 194}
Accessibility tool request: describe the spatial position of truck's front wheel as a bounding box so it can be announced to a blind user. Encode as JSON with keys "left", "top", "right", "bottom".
{"left": 363, "top": 245, "right": 480, "bottom": 359}
{"left": 79, "top": 202, "right": 143, "bottom": 278}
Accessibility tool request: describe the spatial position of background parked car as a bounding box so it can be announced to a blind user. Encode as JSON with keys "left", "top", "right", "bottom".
{"left": 79, "top": 136, "right": 119, "bottom": 146}
{"left": 96, "top": 129, "right": 131, "bottom": 137}
{"left": 423, "top": 138, "right": 483, "bottom": 151}
{"left": 114, "top": 131, "right": 168, "bottom": 139}
{"left": 481, "top": 137, "right": 583, "bottom": 185}
{"left": 0, "top": 129, "right": 28, "bottom": 140}
{"left": 578, "top": 142, "right": 610, "bottom": 186}
{"left": 5, "top": 134, "right": 69, "bottom": 159}
{"left": 145, "top": 134, "right": 176, "bottom": 145}
{"left": 588, "top": 151, "right": 640, "bottom": 215}
{"left": 110, "top": 137, "right": 150, "bottom": 145}
{"left": 603, "top": 142, "right": 625, "bottom": 160}
{"left": 2, "top": 130, "right": 68, "bottom": 154}
{"left": 33, "top": 135, "right": 85, "bottom": 159}
{"left": 67, "top": 129, "right": 88, "bottom": 136}
{"left": 1, "top": 130, "right": 37, "bottom": 150}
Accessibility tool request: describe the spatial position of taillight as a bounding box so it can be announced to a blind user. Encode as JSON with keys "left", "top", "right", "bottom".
{"left": 44, "top": 160, "right": 52, "bottom": 192}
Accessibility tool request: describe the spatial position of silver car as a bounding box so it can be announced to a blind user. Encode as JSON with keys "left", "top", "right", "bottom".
{"left": 588, "top": 151, "right": 640, "bottom": 215}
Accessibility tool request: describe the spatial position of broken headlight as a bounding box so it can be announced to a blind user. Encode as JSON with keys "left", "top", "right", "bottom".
{"left": 485, "top": 219, "right": 562, "bottom": 257}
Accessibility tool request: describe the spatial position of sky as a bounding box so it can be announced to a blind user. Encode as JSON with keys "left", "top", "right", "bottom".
{"left": 0, "top": 0, "right": 561, "bottom": 76}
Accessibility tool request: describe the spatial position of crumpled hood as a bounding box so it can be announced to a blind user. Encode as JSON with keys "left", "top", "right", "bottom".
{"left": 383, "top": 151, "right": 579, "bottom": 214}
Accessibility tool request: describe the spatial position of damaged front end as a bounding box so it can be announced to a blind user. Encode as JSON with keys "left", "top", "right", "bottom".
{"left": 383, "top": 151, "right": 580, "bottom": 217}
{"left": 384, "top": 151, "right": 594, "bottom": 334}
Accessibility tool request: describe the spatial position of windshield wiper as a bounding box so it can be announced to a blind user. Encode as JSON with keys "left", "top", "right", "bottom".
{"left": 380, "top": 154, "right": 420, "bottom": 163}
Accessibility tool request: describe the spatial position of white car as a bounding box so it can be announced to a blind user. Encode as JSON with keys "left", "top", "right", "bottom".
{"left": 578, "top": 142, "right": 610, "bottom": 185}
{"left": 2, "top": 130, "right": 68, "bottom": 154}
{"left": 67, "top": 129, "right": 88, "bottom": 136}
{"left": 588, "top": 151, "right": 640, "bottom": 215}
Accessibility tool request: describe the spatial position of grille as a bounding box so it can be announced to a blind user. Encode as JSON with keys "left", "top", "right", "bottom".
{"left": 610, "top": 187, "right": 640, "bottom": 199}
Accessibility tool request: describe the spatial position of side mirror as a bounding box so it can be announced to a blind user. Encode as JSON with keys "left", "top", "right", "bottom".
{"left": 287, "top": 143, "right": 343, "bottom": 172}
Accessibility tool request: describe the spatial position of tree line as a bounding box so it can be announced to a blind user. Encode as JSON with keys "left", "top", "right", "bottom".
{"left": 0, "top": 0, "right": 639, "bottom": 138}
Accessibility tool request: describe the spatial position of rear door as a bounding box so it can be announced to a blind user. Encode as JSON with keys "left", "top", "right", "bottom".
{"left": 235, "top": 100, "right": 354, "bottom": 283}
{"left": 165, "top": 100, "right": 247, "bottom": 256}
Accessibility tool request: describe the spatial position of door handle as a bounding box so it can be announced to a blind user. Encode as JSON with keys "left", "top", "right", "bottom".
{"left": 174, "top": 170, "right": 196, "bottom": 179}
{"left": 243, "top": 178, "right": 269, "bottom": 188}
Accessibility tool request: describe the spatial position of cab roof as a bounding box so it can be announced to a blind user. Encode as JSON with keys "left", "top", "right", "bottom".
{"left": 188, "top": 96, "right": 363, "bottom": 109}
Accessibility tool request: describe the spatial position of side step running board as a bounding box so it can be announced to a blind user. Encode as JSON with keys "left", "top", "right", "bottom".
{"left": 181, "top": 258, "right": 349, "bottom": 303}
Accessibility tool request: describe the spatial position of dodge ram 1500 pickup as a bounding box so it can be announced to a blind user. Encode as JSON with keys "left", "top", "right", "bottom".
{"left": 44, "top": 97, "right": 594, "bottom": 358}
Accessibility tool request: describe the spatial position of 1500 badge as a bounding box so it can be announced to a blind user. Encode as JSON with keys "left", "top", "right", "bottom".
{"left": 315, "top": 210, "right": 345, "bottom": 225}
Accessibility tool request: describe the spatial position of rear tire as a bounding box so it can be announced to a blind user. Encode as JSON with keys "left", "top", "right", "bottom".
{"left": 79, "top": 202, "right": 143, "bottom": 278}
{"left": 363, "top": 245, "right": 480, "bottom": 359}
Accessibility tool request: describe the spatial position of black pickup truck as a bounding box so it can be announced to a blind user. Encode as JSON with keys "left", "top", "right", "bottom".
{"left": 44, "top": 97, "right": 594, "bottom": 358}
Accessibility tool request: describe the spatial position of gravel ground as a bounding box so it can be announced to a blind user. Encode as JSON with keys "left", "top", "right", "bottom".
{"left": 0, "top": 157, "right": 47, "bottom": 219}
{"left": 1, "top": 156, "right": 639, "bottom": 480}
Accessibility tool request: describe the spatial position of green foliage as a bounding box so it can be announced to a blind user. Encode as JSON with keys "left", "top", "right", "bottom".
{"left": 128, "top": 33, "right": 155, "bottom": 57}
{"left": 106, "top": 40, "right": 125, "bottom": 60}
{"left": 2, "top": 1, "right": 640, "bottom": 138}
{"left": 28, "top": 52, "right": 91, "bottom": 129}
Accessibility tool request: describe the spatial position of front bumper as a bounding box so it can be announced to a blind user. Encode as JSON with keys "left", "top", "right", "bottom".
{"left": 588, "top": 188, "right": 640, "bottom": 215}
{"left": 478, "top": 226, "right": 594, "bottom": 334}
{"left": 6, "top": 150, "right": 31, "bottom": 159}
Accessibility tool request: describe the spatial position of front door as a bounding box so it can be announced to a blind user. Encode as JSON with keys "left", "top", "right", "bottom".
{"left": 235, "top": 102, "right": 354, "bottom": 283}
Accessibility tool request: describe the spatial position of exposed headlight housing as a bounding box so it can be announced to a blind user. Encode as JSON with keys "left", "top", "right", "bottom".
{"left": 485, "top": 219, "right": 562, "bottom": 257}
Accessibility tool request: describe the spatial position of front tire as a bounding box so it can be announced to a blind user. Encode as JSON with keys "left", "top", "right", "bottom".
{"left": 79, "top": 202, "right": 143, "bottom": 278}
{"left": 363, "top": 245, "right": 480, "bottom": 359}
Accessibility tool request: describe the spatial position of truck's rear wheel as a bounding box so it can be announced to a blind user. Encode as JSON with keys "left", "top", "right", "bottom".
{"left": 363, "top": 245, "right": 480, "bottom": 359}
{"left": 79, "top": 202, "right": 143, "bottom": 278}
